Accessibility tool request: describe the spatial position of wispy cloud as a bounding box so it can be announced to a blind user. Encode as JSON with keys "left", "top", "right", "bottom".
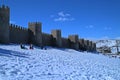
{"left": 85, "top": 25, "right": 94, "bottom": 29}
{"left": 54, "top": 17, "right": 74, "bottom": 22}
{"left": 51, "top": 11, "right": 75, "bottom": 22}
{"left": 104, "top": 27, "right": 112, "bottom": 30}
{"left": 58, "top": 12, "right": 71, "bottom": 17}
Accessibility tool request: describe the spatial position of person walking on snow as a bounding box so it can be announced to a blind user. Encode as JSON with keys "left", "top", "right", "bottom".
{"left": 20, "top": 43, "right": 27, "bottom": 49}
{"left": 29, "top": 44, "right": 33, "bottom": 49}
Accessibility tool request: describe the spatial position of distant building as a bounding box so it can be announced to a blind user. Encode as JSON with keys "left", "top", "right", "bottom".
{"left": 97, "top": 46, "right": 111, "bottom": 53}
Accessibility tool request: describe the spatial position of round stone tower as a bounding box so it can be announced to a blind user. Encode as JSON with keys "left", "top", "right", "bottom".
{"left": 0, "top": 5, "right": 10, "bottom": 43}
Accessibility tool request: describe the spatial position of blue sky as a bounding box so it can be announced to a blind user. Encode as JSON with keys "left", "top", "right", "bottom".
{"left": 1, "top": 0, "right": 120, "bottom": 40}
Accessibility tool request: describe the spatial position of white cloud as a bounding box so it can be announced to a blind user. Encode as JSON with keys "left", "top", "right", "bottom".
{"left": 54, "top": 17, "right": 74, "bottom": 22}
{"left": 54, "top": 17, "right": 67, "bottom": 21}
{"left": 51, "top": 11, "right": 75, "bottom": 22}
{"left": 58, "top": 11, "right": 71, "bottom": 17}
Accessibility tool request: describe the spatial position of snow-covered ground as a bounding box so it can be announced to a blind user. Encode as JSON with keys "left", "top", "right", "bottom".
{"left": 96, "top": 39, "right": 120, "bottom": 53}
{"left": 96, "top": 40, "right": 116, "bottom": 48}
{"left": 0, "top": 44, "right": 120, "bottom": 80}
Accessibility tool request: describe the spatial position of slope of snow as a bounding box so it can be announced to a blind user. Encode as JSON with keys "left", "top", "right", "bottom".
{"left": 96, "top": 40, "right": 120, "bottom": 53}
{"left": 0, "top": 44, "right": 120, "bottom": 80}
{"left": 96, "top": 40, "right": 116, "bottom": 47}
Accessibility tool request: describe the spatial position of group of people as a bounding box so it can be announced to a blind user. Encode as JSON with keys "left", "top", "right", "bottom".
{"left": 20, "top": 43, "right": 33, "bottom": 50}
{"left": 20, "top": 43, "right": 47, "bottom": 50}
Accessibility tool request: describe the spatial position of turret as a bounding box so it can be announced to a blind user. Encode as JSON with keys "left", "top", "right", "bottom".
{"left": 79, "top": 38, "right": 85, "bottom": 51}
{"left": 51, "top": 30, "right": 62, "bottom": 47}
{"left": 28, "top": 22, "right": 42, "bottom": 46}
{"left": 68, "top": 35, "right": 79, "bottom": 50}
{"left": 0, "top": 5, "right": 10, "bottom": 43}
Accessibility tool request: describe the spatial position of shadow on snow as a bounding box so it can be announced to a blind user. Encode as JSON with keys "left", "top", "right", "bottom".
{"left": 0, "top": 48, "right": 29, "bottom": 58}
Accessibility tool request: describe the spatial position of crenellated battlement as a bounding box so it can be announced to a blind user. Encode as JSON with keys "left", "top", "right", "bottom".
{"left": 68, "top": 35, "right": 79, "bottom": 50}
{"left": 79, "top": 38, "right": 85, "bottom": 47}
{"left": 79, "top": 38, "right": 84, "bottom": 43}
{"left": 51, "top": 29, "right": 62, "bottom": 47}
{"left": 68, "top": 35, "right": 79, "bottom": 43}
{"left": 28, "top": 22, "right": 41, "bottom": 25}
{"left": 0, "top": 5, "right": 96, "bottom": 52}
{"left": 89, "top": 41, "right": 92, "bottom": 46}
{"left": 0, "top": 5, "right": 9, "bottom": 10}
{"left": 10, "top": 24, "right": 28, "bottom": 31}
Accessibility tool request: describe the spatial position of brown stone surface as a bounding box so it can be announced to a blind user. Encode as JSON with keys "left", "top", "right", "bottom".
{"left": 51, "top": 30, "right": 62, "bottom": 47}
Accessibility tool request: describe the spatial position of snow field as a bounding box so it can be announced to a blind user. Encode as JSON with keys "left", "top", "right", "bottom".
{"left": 0, "top": 44, "right": 120, "bottom": 80}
